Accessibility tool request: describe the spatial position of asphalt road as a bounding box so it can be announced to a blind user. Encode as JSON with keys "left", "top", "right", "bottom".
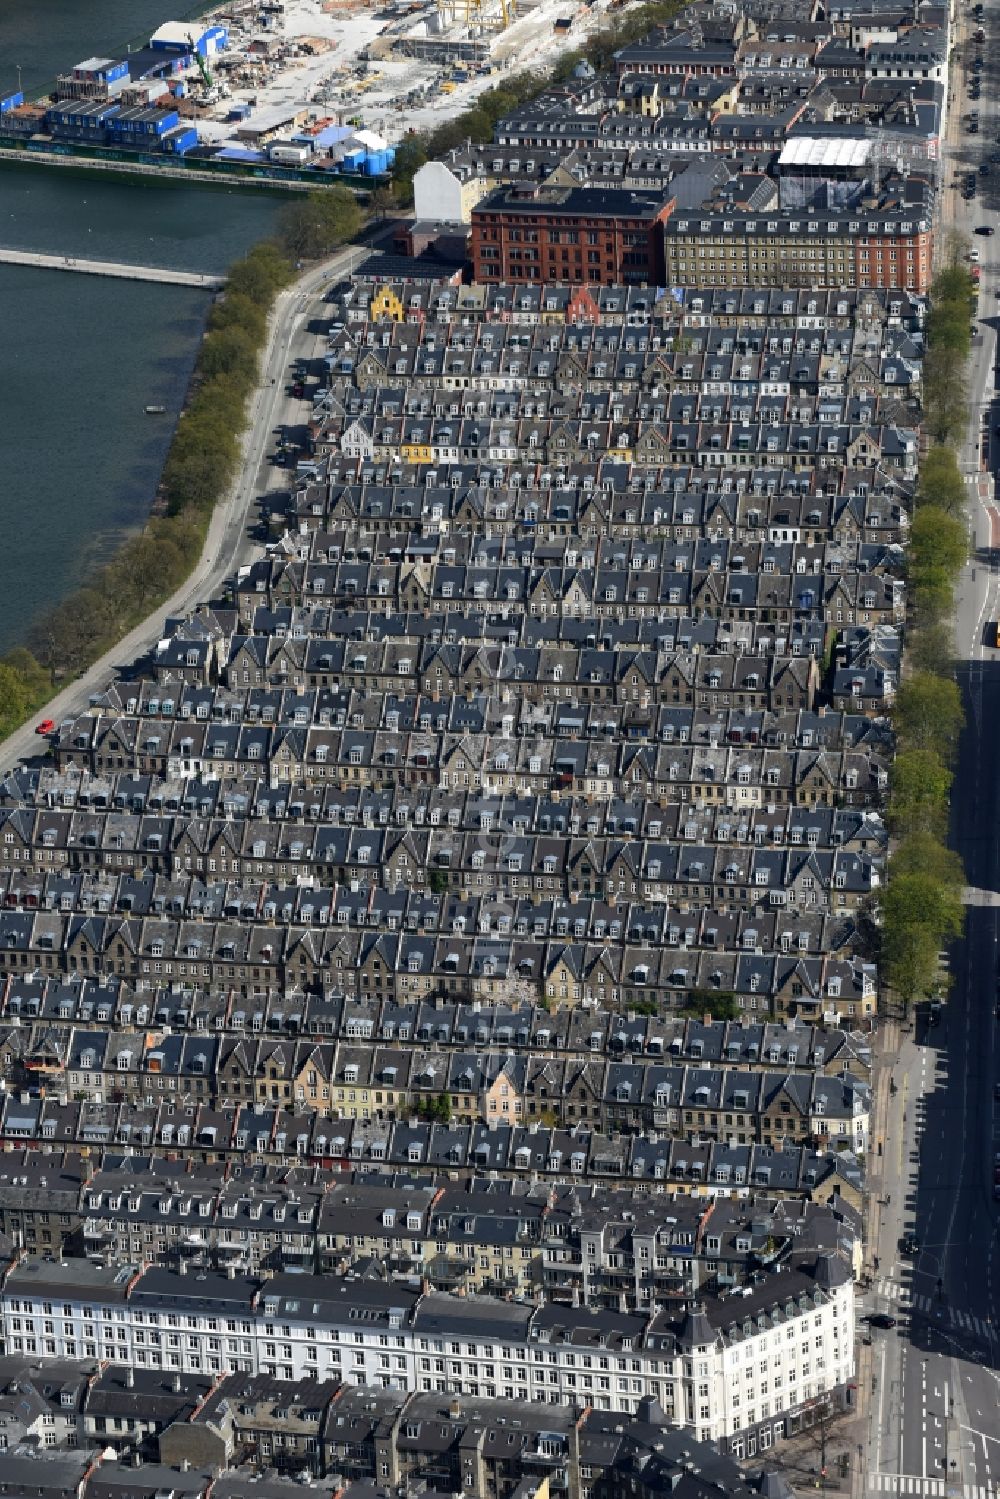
{"left": 0, "top": 237, "right": 373, "bottom": 776}
{"left": 859, "top": 7, "right": 1000, "bottom": 1495}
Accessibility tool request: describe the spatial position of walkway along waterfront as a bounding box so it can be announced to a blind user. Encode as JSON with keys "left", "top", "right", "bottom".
{"left": 0, "top": 246, "right": 225, "bottom": 287}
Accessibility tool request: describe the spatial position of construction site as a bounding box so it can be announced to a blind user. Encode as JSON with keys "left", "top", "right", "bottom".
{"left": 0, "top": 0, "right": 620, "bottom": 186}
{"left": 195, "top": 0, "right": 618, "bottom": 146}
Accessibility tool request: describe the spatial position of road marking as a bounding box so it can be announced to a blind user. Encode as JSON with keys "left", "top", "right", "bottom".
{"left": 869, "top": 1283, "right": 995, "bottom": 1339}
{"left": 922, "top": 1356, "right": 928, "bottom": 1480}
{"left": 867, "top": 1478, "right": 1000, "bottom": 1498}
{"left": 867, "top": 1475, "right": 945, "bottom": 1494}
{"left": 876, "top": 1335, "right": 887, "bottom": 1471}
{"left": 960, "top": 1425, "right": 1000, "bottom": 1447}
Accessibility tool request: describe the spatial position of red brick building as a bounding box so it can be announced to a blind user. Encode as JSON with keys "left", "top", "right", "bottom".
{"left": 471, "top": 185, "right": 674, "bottom": 286}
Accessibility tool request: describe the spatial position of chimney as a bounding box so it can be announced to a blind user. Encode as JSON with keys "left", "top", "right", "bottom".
{"left": 173, "top": 1374, "right": 182, "bottom": 1394}
{"left": 126, "top": 1368, "right": 134, "bottom": 1389}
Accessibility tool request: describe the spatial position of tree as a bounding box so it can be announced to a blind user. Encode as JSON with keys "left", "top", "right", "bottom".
{"left": 29, "top": 588, "right": 116, "bottom": 677}
{"left": 391, "top": 134, "right": 429, "bottom": 206}
{"left": 278, "top": 187, "right": 362, "bottom": 260}
{"left": 685, "top": 989, "right": 739, "bottom": 1021}
{"left": 916, "top": 444, "right": 967, "bottom": 517}
{"left": 227, "top": 242, "right": 292, "bottom": 303}
{"left": 910, "top": 506, "right": 968, "bottom": 583}
{"left": 1, "top": 647, "right": 50, "bottom": 698}
{"left": 909, "top": 505, "right": 968, "bottom": 624}
{"left": 368, "top": 183, "right": 395, "bottom": 222}
{"left": 893, "top": 672, "right": 964, "bottom": 759}
{"left": 909, "top": 620, "right": 955, "bottom": 676}
{"left": 922, "top": 346, "right": 969, "bottom": 444}
{"left": 881, "top": 870, "right": 964, "bottom": 1012}
{"left": 209, "top": 290, "right": 267, "bottom": 344}
{"left": 191, "top": 374, "right": 252, "bottom": 435}
{"left": 199, "top": 324, "right": 260, "bottom": 386}
{"left": 890, "top": 833, "right": 965, "bottom": 891}
{"left": 941, "top": 226, "right": 972, "bottom": 270}
{"left": 888, "top": 749, "right": 952, "bottom": 838}
{"left": 0, "top": 663, "right": 37, "bottom": 727}
{"left": 162, "top": 445, "right": 233, "bottom": 515}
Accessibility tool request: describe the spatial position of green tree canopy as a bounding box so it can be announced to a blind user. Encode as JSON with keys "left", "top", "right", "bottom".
{"left": 390, "top": 134, "right": 428, "bottom": 206}
{"left": 209, "top": 290, "right": 267, "bottom": 344}
{"left": 908, "top": 619, "right": 955, "bottom": 676}
{"left": 881, "top": 870, "right": 964, "bottom": 1009}
{"left": 199, "top": 324, "right": 260, "bottom": 386}
{"left": 278, "top": 187, "right": 362, "bottom": 260}
{"left": 888, "top": 749, "right": 952, "bottom": 838}
{"left": 909, "top": 505, "right": 968, "bottom": 624}
{"left": 226, "top": 242, "right": 292, "bottom": 302}
{"left": 889, "top": 832, "right": 965, "bottom": 891}
{"left": 894, "top": 671, "right": 964, "bottom": 759}
{"left": 916, "top": 444, "right": 966, "bottom": 517}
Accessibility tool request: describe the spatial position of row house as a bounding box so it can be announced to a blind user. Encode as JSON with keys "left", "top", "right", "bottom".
{"left": 0, "top": 1092, "right": 866, "bottom": 1209}
{"left": 11, "top": 1013, "right": 871, "bottom": 1144}
{"left": 0, "top": 880, "right": 879, "bottom": 1011}
{"left": 0, "top": 972, "right": 872, "bottom": 1076}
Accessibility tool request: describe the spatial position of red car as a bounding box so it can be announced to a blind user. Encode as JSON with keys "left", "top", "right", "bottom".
{"left": 34, "top": 719, "right": 55, "bottom": 736}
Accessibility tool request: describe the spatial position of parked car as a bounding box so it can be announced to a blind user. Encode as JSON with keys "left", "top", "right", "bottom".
{"left": 34, "top": 719, "right": 55, "bottom": 736}
{"left": 863, "top": 1313, "right": 897, "bottom": 1329}
{"left": 900, "top": 1233, "right": 920, "bottom": 1255}
{"left": 975, "top": 224, "right": 996, "bottom": 234}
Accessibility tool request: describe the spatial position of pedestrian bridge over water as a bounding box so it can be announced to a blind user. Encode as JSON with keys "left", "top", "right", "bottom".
{"left": 0, "top": 247, "right": 225, "bottom": 288}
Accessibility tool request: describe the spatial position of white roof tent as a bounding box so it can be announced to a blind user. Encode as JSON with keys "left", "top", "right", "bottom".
{"left": 778, "top": 137, "right": 873, "bottom": 169}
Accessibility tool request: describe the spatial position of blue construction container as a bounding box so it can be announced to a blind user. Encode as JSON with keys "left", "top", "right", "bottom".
{"left": 363, "top": 150, "right": 386, "bottom": 175}
{"left": 164, "top": 124, "right": 198, "bottom": 154}
{"left": 342, "top": 149, "right": 364, "bottom": 171}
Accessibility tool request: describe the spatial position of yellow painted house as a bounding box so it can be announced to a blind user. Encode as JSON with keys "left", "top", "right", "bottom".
{"left": 369, "top": 286, "right": 404, "bottom": 323}
{"left": 400, "top": 442, "right": 434, "bottom": 464}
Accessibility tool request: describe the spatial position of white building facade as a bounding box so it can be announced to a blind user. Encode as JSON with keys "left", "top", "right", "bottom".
{"left": 0, "top": 1257, "right": 854, "bottom": 1458}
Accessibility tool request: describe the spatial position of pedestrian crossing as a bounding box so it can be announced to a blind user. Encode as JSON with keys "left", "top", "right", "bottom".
{"left": 868, "top": 1475, "right": 999, "bottom": 1498}
{"left": 871, "top": 1280, "right": 995, "bottom": 1341}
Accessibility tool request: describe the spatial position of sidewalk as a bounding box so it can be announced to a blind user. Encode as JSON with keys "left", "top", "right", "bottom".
{"left": 848, "top": 1012, "right": 902, "bottom": 1499}
{"left": 864, "top": 1016, "right": 898, "bottom": 1280}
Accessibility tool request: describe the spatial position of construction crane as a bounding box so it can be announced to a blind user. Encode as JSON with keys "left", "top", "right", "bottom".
{"left": 187, "top": 33, "right": 214, "bottom": 91}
